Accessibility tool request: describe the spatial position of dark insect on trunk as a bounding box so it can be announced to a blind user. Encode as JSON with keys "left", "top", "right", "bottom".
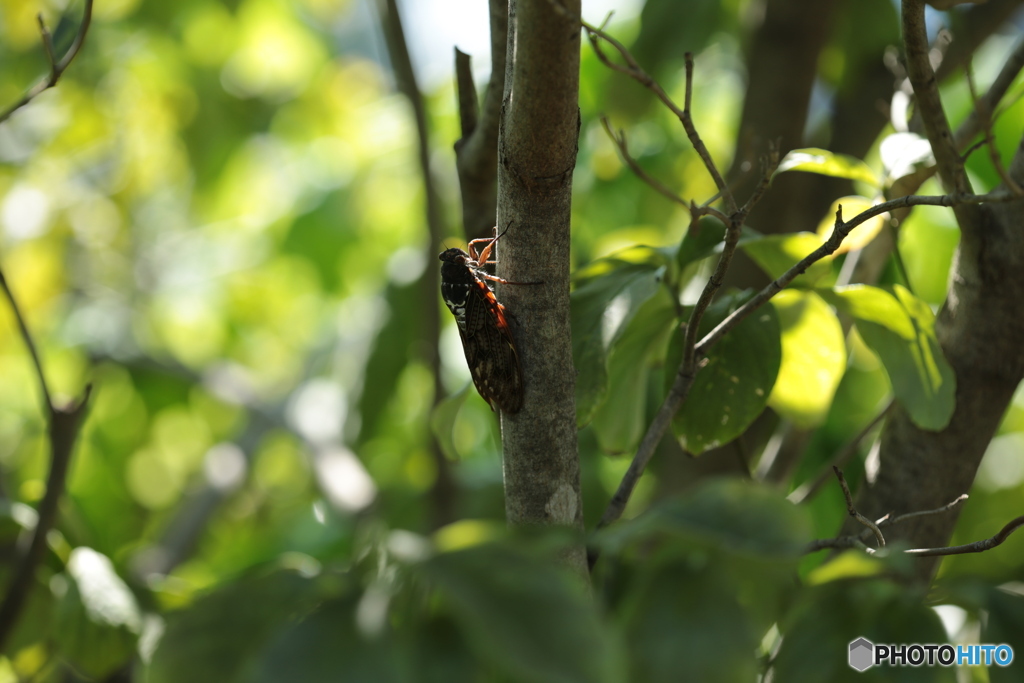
{"left": 438, "top": 225, "right": 534, "bottom": 414}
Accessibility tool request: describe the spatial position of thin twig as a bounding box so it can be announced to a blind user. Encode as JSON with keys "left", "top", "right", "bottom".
{"left": 600, "top": 117, "right": 689, "bottom": 210}
{"left": 0, "top": 272, "right": 53, "bottom": 409}
{"left": 955, "top": 36, "right": 1024, "bottom": 151}
{"left": 905, "top": 515, "right": 1024, "bottom": 556}
{"left": 833, "top": 466, "right": 885, "bottom": 547}
{"left": 964, "top": 61, "right": 1023, "bottom": 195}
{"left": 548, "top": 0, "right": 735, "bottom": 213}
{"left": 804, "top": 492, "right": 971, "bottom": 555}
{"left": 877, "top": 494, "right": 968, "bottom": 530}
{"left": 788, "top": 401, "right": 893, "bottom": 505}
{"left": 0, "top": 0, "right": 94, "bottom": 125}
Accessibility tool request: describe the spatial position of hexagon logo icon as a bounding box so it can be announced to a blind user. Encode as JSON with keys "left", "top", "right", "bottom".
{"left": 849, "top": 637, "right": 874, "bottom": 671}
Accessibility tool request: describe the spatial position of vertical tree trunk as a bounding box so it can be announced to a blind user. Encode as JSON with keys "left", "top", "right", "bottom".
{"left": 848, "top": 0, "right": 1024, "bottom": 582}
{"left": 496, "top": 0, "right": 585, "bottom": 575}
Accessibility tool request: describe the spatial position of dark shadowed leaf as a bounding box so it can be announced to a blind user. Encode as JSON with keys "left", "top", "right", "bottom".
{"left": 419, "top": 543, "right": 626, "bottom": 683}
{"left": 591, "top": 291, "right": 677, "bottom": 453}
{"left": 669, "top": 291, "right": 781, "bottom": 455}
{"left": 571, "top": 248, "right": 668, "bottom": 428}
{"left": 598, "top": 479, "right": 811, "bottom": 558}
{"left": 620, "top": 561, "right": 759, "bottom": 683}
{"left": 773, "top": 579, "right": 953, "bottom": 682}
{"left": 145, "top": 568, "right": 325, "bottom": 683}
{"left": 676, "top": 216, "right": 727, "bottom": 270}
{"left": 249, "top": 597, "right": 407, "bottom": 683}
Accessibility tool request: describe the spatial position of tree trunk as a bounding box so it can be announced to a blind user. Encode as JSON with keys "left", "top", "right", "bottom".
{"left": 848, "top": 0, "right": 1024, "bottom": 582}
{"left": 496, "top": 0, "right": 586, "bottom": 575}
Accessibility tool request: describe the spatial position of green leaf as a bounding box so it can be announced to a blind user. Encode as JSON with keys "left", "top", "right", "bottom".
{"left": 249, "top": 597, "right": 406, "bottom": 683}
{"left": 572, "top": 248, "right": 668, "bottom": 428}
{"left": 54, "top": 548, "right": 142, "bottom": 680}
{"left": 775, "top": 147, "right": 879, "bottom": 187}
{"left": 773, "top": 580, "right": 952, "bottom": 682}
{"left": 823, "top": 285, "right": 955, "bottom": 430}
{"left": 676, "top": 216, "right": 727, "bottom": 270}
{"left": 591, "top": 291, "right": 678, "bottom": 453}
{"left": 768, "top": 291, "right": 846, "bottom": 428}
{"left": 741, "top": 232, "right": 833, "bottom": 287}
{"left": 430, "top": 384, "right": 470, "bottom": 460}
{"left": 598, "top": 479, "right": 811, "bottom": 558}
{"left": 621, "top": 561, "right": 760, "bottom": 683}
{"left": 669, "top": 291, "right": 781, "bottom": 455}
{"left": 419, "top": 543, "right": 626, "bottom": 683}
{"left": 983, "top": 585, "right": 1024, "bottom": 683}
{"left": 145, "top": 568, "right": 324, "bottom": 683}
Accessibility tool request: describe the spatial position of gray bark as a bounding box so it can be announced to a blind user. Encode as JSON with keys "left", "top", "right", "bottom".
{"left": 848, "top": 0, "right": 1024, "bottom": 581}
{"left": 496, "top": 0, "right": 585, "bottom": 575}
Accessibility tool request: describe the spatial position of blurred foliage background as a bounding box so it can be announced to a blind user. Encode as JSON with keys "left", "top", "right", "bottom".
{"left": 1, "top": 0, "right": 1023, "bottom": 681}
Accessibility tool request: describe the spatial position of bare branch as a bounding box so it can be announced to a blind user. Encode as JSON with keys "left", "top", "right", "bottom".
{"left": 954, "top": 36, "right": 1024, "bottom": 149}
{"left": 600, "top": 117, "right": 688, "bottom": 210}
{"left": 905, "top": 515, "right": 1024, "bottom": 557}
{"left": 877, "top": 494, "right": 968, "bottom": 531}
{"left": 902, "top": 0, "right": 970, "bottom": 196}
{"left": 0, "top": 271, "right": 53, "bottom": 409}
{"left": 788, "top": 401, "right": 894, "bottom": 505}
{"left": 834, "top": 466, "right": 885, "bottom": 547}
{"left": 804, "top": 490, "right": 970, "bottom": 556}
{"left": 964, "top": 61, "right": 1023, "bottom": 195}
{"left": 376, "top": 0, "right": 456, "bottom": 527}
{"left": 596, "top": 146, "right": 779, "bottom": 532}
{"left": 0, "top": 0, "right": 94, "bottom": 125}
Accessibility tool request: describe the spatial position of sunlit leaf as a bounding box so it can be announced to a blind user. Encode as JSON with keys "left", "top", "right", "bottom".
{"left": 54, "top": 548, "right": 142, "bottom": 680}
{"left": 815, "top": 196, "right": 887, "bottom": 255}
{"left": 775, "top": 147, "right": 879, "bottom": 187}
{"left": 741, "top": 232, "right": 833, "bottom": 287}
{"left": 669, "top": 292, "right": 781, "bottom": 455}
{"left": 769, "top": 291, "right": 846, "bottom": 428}
{"left": 823, "top": 285, "right": 955, "bottom": 430}
{"left": 879, "top": 132, "right": 934, "bottom": 183}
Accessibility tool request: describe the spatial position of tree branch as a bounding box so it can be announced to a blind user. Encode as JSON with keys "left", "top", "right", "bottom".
{"left": 834, "top": 467, "right": 885, "bottom": 547}
{"left": 454, "top": 0, "right": 508, "bottom": 240}
{"left": 595, "top": 76, "right": 779, "bottom": 531}
{"left": 0, "top": 0, "right": 94, "bottom": 124}
{"left": 375, "top": 0, "right": 456, "bottom": 527}
{"left": 0, "top": 270, "right": 91, "bottom": 651}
